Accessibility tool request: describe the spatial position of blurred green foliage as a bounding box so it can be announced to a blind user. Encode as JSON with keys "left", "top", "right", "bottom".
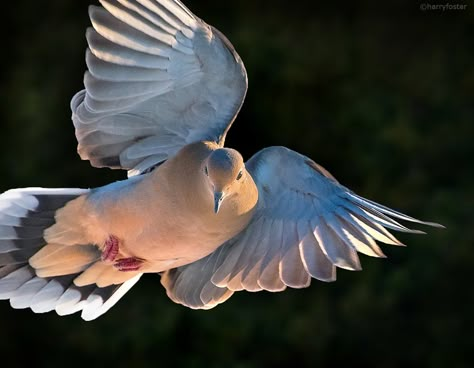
{"left": 0, "top": 0, "right": 472, "bottom": 367}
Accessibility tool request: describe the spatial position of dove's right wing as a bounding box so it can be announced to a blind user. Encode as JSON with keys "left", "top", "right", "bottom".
{"left": 72, "top": 0, "right": 247, "bottom": 176}
{"left": 161, "top": 147, "right": 443, "bottom": 310}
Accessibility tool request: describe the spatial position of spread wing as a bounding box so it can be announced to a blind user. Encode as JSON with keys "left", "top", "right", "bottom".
{"left": 161, "top": 147, "right": 443, "bottom": 309}
{"left": 71, "top": 0, "right": 247, "bottom": 175}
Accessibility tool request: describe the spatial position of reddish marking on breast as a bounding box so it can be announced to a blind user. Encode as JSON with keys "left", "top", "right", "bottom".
{"left": 101, "top": 235, "right": 119, "bottom": 262}
{"left": 114, "top": 257, "right": 144, "bottom": 272}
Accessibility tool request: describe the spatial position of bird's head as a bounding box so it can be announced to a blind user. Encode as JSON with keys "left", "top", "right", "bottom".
{"left": 203, "top": 148, "right": 247, "bottom": 214}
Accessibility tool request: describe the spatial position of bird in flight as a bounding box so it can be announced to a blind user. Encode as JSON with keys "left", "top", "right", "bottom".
{"left": 0, "top": 0, "right": 442, "bottom": 321}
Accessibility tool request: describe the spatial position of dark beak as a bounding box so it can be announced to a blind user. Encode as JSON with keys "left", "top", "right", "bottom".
{"left": 214, "top": 192, "right": 224, "bottom": 214}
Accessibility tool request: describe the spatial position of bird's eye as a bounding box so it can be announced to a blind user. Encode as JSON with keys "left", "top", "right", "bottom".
{"left": 236, "top": 170, "right": 243, "bottom": 181}
{"left": 204, "top": 166, "right": 209, "bottom": 176}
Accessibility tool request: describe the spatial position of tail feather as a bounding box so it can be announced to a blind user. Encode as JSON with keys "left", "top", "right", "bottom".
{"left": 0, "top": 248, "right": 39, "bottom": 266}
{"left": 0, "top": 264, "right": 23, "bottom": 278}
{"left": 10, "top": 275, "right": 49, "bottom": 309}
{"left": 55, "top": 283, "right": 97, "bottom": 316}
{"left": 0, "top": 265, "right": 35, "bottom": 298}
{"left": 0, "top": 188, "right": 142, "bottom": 320}
{"left": 0, "top": 238, "right": 47, "bottom": 253}
{"left": 0, "top": 264, "right": 142, "bottom": 320}
{"left": 30, "top": 275, "right": 76, "bottom": 313}
{"left": 30, "top": 244, "right": 99, "bottom": 277}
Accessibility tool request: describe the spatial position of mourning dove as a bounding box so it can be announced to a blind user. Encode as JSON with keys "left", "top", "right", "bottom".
{"left": 0, "top": 0, "right": 443, "bottom": 321}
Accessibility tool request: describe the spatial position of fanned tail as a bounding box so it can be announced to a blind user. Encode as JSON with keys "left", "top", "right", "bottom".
{"left": 0, "top": 188, "right": 141, "bottom": 320}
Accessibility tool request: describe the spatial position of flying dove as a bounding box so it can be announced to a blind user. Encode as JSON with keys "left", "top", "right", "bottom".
{"left": 0, "top": 0, "right": 443, "bottom": 321}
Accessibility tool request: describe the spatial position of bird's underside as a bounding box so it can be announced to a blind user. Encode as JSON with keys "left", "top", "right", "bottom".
{"left": 0, "top": 0, "right": 443, "bottom": 321}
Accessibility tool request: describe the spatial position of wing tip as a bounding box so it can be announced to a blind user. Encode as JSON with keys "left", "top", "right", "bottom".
{"left": 423, "top": 221, "right": 446, "bottom": 229}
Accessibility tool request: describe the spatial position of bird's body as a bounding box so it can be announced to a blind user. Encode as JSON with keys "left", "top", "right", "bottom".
{"left": 0, "top": 0, "right": 442, "bottom": 320}
{"left": 33, "top": 142, "right": 258, "bottom": 285}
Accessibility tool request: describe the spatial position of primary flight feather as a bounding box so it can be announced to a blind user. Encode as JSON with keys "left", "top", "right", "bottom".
{"left": 0, "top": 0, "right": 442, "bottom": 320}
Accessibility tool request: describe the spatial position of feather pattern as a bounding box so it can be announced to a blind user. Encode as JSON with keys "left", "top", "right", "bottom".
{"left": 0, "top": 188, "right": 143, "bottom": 320}
{"left": 72, "top": 0, "right": 248, "bottom": 174}
{"left": 3, "top": 1, "right": 444, "bottom": 318}
{"left": 161, "top": 147, "right": 442, "bottom": 309}
{"left": 0, "top": 263, "right": 141, "bottom": 321}
{"left": 160, "top": 247, "right": 234, "bottom": 310}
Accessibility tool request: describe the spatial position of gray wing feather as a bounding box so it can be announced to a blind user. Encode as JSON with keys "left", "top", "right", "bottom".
{"left": 257, "top": 219, "right": 286, "bottom": 291}
{"left": 297, "top": 221, "right": 336, "bottom": 281}
{"left": 280, "top": 222, "right": 311, "bottom": 288}
{"left": 73, "top": 0, "right": 247, "bottom": 175}
{"left": 161, "top": 146, "right": 442, "bottom": 309}
{"left": 160, "top": 246, "right": 234, "bottom": 310}
{"left": 311, "top": 216, "right": 362, "bottom": 270}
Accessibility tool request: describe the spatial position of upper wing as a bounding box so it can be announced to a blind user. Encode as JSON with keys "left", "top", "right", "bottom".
{"left": 71, "top": 0, "right": 247, "bottom": 175}
{"left": 161, "top": 146, "right": 443, "bottom": 309}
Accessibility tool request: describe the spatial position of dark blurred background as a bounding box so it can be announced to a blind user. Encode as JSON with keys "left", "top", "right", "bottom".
{"left": 0, "top": 0, "right": 472, "bottom": 367}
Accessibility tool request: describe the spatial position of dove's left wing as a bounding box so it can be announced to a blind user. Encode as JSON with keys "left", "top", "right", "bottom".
{"left": 72, "top": 0, "right": 247, "bottom": 176}
{"left": 161, "top": 146, "right": 443, "bottom": 309}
